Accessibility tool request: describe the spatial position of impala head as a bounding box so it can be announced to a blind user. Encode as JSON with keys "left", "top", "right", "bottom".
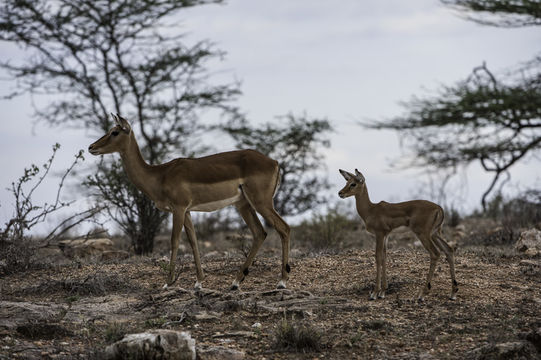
{"left": 338, "top": 168, "right": 366, "bottom": 198}
{"left": 88, "top": 114, "right": 132, "bottom": 155}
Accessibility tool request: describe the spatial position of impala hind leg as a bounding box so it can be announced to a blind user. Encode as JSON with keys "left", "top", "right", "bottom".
{"left": 164, "top": 210, "right": 186, "bottom": 289}
{"left": 184, "top": 212, "right": 204, "bottom": 290}
{"left": 416, "top": 233, "right": 440, "bottom": 301}
{"left": 380, "top": 236, "right": 389, "bottom": 298}
{"left": 230, "top": 200, "right": 268, "bottom": 291}
{"left": 242, "top": 186, "right": 290, "bottom": 289}
{"left": 260, "top": 208, "right": 290, "bottom": 289}
{"left": 433, "top": 233, "right": 458, "bottom": 300}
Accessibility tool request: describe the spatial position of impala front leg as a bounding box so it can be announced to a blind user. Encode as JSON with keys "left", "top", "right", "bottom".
{"left": 371, "top": 234, "right": 385, "bottom": 300}
{"left": 163, "top": 209, "right": 185, "bottom": 289}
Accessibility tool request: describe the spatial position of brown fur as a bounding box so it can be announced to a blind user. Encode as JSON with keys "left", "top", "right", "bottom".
{"left": 338, "top": 169, "right": 458, "bottom": 301}
{"left": 89, "top": 115, "right": 290, "bottom": 290}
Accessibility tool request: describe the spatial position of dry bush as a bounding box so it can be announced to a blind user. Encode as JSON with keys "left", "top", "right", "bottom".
{"left": 0, "top": 237, "right": 36, "bottom": 275}
{"left": 485, "top": 191, "right": 541, "bottom": 229}
{"left": 293, "top": 204, "right": 359, "bottom": 250}
{"left": 0, "top": 144, "right": 101, "bottom": 275}
{"left": 104, "top": 322, "right": 129, "bottom": 344}
{"left": 273, "top": 317, "right": 322, "bottom": 352}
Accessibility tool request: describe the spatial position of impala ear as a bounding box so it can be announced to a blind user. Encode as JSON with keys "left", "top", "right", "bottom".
{"left": 354, "top": 169, "right": 365, "bottom": 182}
{"left": 116, "top": 113, "right": 131, "bottom": 133}
{"left": 111, "top": 113, "right": 120, "bottom": 125}
{"left": 339, "top": 169, "right": 354, "bottom": 181}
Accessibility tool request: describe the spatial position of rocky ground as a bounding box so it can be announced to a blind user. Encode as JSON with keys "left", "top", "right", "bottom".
{"left": 1, "top": 234, "right": 540, "bottom": 359}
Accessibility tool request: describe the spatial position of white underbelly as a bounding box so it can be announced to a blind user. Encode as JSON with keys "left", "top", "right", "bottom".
{"left": 189, "top": 193, "right": 243, "bottom": 212}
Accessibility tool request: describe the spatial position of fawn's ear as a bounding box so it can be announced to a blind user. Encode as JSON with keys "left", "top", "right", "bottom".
{"left": 339, "top": 169, "right": 354, "bottom": 181}
{"left": 354, "top": 169, "right": 365, "bottom": 183}
{"left": 111, "top": 113, "right": 120, "bottom": 125}
{"left": 116, "top": 114, "right": 131, "bottom": 133}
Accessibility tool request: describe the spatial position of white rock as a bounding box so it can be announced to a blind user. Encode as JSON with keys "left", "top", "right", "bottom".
{"left": 515, "top": 229, "right": 541, "bottom": 255}
{"left": 105, "top": 330, "right": 195, "bottom": 360}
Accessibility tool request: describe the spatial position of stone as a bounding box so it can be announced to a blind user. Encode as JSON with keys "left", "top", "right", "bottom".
{"left": 105, "top": 330, "right": 195, "bottom": 360}
{"left": 525, "top": 327, "right": 541, "bottom": 353}
{"left": 515, "top": 229, "right": 541, "bottom": 255}
{"left": 59, "top": 238, "right": 117, "bottom": 259}
{"left": 31, "top": 247, "right": 71, "bottom": 266}
{"left": 519, "top": 259, "right": 540, "bottom": 268}
{"left": 0, "top": 301, "right": 67, "bottom": 330}
{"left": 101, "top": 250, "right": 130, "bottom": 261}
{"left": 198, "top": 346, "right": 245, "bottom": 360}
{"left": 467, "top": 341, "right": 538, "bottom": 360}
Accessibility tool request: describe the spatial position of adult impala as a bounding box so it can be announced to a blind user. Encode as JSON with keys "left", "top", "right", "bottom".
{"left": 338, "top": 169, "right": 458, "bottom": 301}
{"left": 88, "top": 114, "right": 291, "bottom": 290}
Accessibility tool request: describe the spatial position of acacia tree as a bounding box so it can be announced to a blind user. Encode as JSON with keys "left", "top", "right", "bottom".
{"left": 368, "top": 1, "right": 541, "bottom": 211}
{"left": 442, "top": 0, "right": 541, "bottom": 27}
{"left": 0, "top": 0, "right": 242, "bottom": 253}
{"left": 224, "top": 114, "right": 332, "bottom": 217}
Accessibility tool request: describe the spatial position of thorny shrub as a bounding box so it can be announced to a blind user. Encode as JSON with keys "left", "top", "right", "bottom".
{"left": 0, "top": 144, "right": 100, "bottom": 274}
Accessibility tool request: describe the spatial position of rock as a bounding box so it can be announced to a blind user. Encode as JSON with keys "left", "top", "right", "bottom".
{"left": 519, "top": 259, "right": 540, "bottom": 268}
{"left": 467, "top": 341, "right": 538, "bottom": 360}
{"left": 290, "top": 248, "right": 303, "bottom": 258}
{"left": 0, "top": 301, "right": 67, "bottom": 330}
{"left": 515, "top": 229, "right": 541, "bottom": 256}
{"left": 193, "top": 310, "right": 222, "bottom": 321}
{"left": 31, "top": 247, "right": 71, "bottom": 266}
{"left": 203, "top": 250, "right": 221, "bottom": 259}
{"left": 211, "top": 331, "right": 255, "bottom": 339}
{"left": 101, "top": 250, "right": 130, "bottom": 261}
{"left": 59, "top": 238, "right": 117, "bottom": 259}
{"left": 198, "top": 346, "right": 245, "bottom": 360}
{"left": 105, "top": 330, "right": 195, "bottom": 360}
{"left": 525, "top": 327, "right": 541, "bottom": 353}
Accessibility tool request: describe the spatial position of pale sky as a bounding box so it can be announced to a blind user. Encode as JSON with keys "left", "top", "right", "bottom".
{"left": 1, "top": 0, "right": 540, "bottom": 233}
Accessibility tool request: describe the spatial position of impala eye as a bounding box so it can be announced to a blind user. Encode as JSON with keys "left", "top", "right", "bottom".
{"left": 112, "top": 131, "right": 119, "bottom": 136}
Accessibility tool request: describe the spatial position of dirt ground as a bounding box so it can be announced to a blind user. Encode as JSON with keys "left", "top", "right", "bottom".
{"left": 1, "top": 238, "right": 540, "bottom": 359}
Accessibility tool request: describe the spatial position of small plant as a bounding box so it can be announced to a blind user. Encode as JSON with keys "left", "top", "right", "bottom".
{"left": 104, "top": 322, "right": 128, "bottom": 344}
{"left": 273, "top": 316, "right": 322, "bottom": 352}
{"left": 65, "top": 295, "right": 80, "bottom": 304}
{"left": 159, "top": 261, "right": 171, "bottom": 273}
{"left": 144, "top": 317, "right": 167, "bottom": 329}
{"left": 360, "top": 318, "right": 391, "bottom": 332}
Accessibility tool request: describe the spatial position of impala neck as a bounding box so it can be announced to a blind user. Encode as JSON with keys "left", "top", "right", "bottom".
{"left": 354, "top": 185, "right": 374, "bottom": 220}
{"left": 119, "top": 132, "right": 157, "bottom": 198}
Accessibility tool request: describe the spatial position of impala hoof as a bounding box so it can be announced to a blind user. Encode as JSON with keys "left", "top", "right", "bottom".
{"left": 230, "top": 280, "right": 240, "bottom": 291}
{"left": 276, "top": 280, "right": 287, "bottom": 289}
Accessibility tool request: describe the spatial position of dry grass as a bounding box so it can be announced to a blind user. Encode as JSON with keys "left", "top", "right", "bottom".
{"left": 0, "top": 224, "right": 540, "bottom": 359}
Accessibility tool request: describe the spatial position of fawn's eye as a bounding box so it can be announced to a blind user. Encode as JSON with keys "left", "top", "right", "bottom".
{"left": 350, "top": 183, "right": 357, "bottom": 187}
{"left": 112, "top": 131, "right": 119, "bottom": 136}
